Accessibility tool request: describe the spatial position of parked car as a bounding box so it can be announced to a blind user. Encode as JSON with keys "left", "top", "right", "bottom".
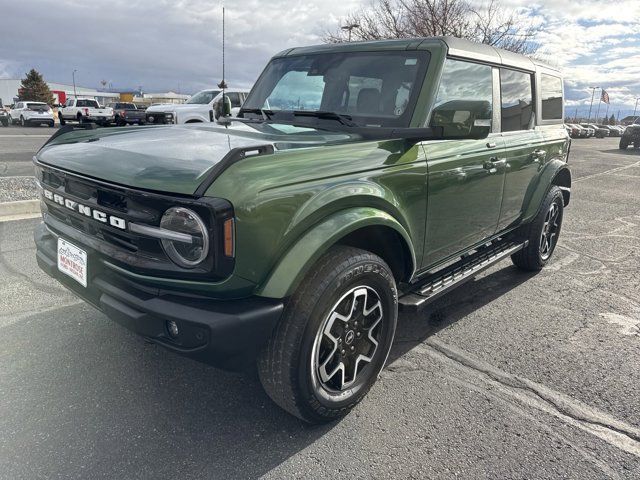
{"left": 8, "top": 101, "right": 55, "bottom": 127}
{"left": 108, "top": 102, "right": 147, "bottom": 126}
{"left": 619, "top": 124, "right": 640, "bottom": 149}
{"left": 0, "top": 99, "right": 8, "bottom": 127}
{"left": 564, "top": 124, "right": 582, "bottom": 138}
{"left": 33, "top": 37, "right": 570, "bottom": 424}
{"left": 581, "top": 123, "right": 608, "bottom": 138}
{"left": 145, "top": 89, "right": 249, "bottom": 124}
{"left": 58, "top": 98, "right": 114, "bottom": 126}
{"left": 568, "top": 124, "right": 589, "bottom": 138}
{"left": 597, "top": 125, "right": 621, "bottom": 137}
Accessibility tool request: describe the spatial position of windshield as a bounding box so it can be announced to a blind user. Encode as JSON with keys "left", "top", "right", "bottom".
{"left": 186, "top": 90, "right": 221, "bottom": 104}
{"left": 242, "top": 51, "right": 430, "bottom": 128}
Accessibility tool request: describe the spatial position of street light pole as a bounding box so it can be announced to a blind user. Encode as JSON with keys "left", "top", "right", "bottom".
{"left": 634, "top": 98, "right": 639, "bottom": 118}
{"left": 72, "top": 69, "right": 77, "bottom": 98}
{"left": 341, "top": 23, "right": 360, "bottom": 42}
{"left": 587, "top": 86, "right": 599, "bottom": 122}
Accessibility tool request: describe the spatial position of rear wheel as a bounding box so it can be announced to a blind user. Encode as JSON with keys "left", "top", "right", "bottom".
{"left": 58, "top": 114, "right": 65, "bottom": 126}
{"left": 619, "top": 138, "right": 629, "bottom": 149}
{"left": 512, "top": 186, "right": 564, "bottom": 271}
{"left": 258, "top": 246, "right": 398, "bottom": 424}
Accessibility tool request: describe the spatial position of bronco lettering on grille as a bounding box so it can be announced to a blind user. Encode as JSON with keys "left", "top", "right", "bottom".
{"left": 43, "top": 189, "right": 127, "bottom": 230}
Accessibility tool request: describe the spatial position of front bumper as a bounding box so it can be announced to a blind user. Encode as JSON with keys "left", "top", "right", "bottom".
{"left": 35, "top": 222, "right": 284, "bottom": 369}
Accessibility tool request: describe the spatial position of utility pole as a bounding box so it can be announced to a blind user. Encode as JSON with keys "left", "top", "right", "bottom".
{"left": 587, "top": 86, "right": 599, "bottom": 122}
{"left": 341, "top": 23, "right": 360, "bottom": 42}
{"left": 634, "top": 97, "right": 639, "bottom": 118}
{"left": 72, "top": 69, "right": 78, "bottom": 98}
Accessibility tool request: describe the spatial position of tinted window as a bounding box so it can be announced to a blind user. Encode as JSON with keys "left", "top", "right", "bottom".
{"left": 225, "top": 92, "right": 242, "bottom": 108}
{"left": 77, "top": 99, "right": 99, "bottom": 108}
{"left": 430, "top": 59, "right": 493, "bottom": 137}
{"left": 541, "top": 74, "right": 563, "bottom": 120}
{"left": 500, "top": 69, "right": 533, "bottom": 131}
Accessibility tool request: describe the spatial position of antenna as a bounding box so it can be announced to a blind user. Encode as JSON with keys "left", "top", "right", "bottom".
{"left": 217, "top": 5, "right": 227, "bottom": 94}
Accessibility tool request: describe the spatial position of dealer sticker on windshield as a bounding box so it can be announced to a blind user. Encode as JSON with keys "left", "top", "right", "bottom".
{"left": 57, "top": 238, "right": 87, "bottom": 287}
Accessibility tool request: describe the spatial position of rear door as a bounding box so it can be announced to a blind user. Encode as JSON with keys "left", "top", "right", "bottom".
{"left": 421, "top": 58, "right": 506, "bottom": 268}
{"left": 496, "top": 67, "right": 545, "bottom": 230}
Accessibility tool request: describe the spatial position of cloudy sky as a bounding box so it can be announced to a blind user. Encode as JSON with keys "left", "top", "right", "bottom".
{"left": 1, "top": 0, "right": 639, "bottom": 117}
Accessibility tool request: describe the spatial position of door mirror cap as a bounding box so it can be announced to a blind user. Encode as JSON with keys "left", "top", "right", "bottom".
{"left": 429, "top": 100, "right": 492, "bottom": 140}
{"left": 214, "top": 95, "right": 233, "bottom": 119}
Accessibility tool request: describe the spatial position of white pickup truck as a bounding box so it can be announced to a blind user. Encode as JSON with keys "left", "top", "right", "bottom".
{"left": 145, "top": 89, "right": 249, "bottom": 124}
{"left": 59, "top": 98, "right": 114, "bottom": 126}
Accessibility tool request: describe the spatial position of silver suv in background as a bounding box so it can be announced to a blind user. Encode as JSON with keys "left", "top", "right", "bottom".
{"left": 8, "top": 101, "right": 55, "bottom": 127}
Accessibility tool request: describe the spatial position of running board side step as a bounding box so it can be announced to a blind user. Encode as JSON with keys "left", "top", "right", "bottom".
{"left": 399, "top": 240, "right": 528, "bottom": 312}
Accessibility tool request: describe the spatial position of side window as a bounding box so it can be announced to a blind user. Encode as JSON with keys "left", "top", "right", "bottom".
{"left": 226, "top": 92, "right": 241, "bottom": 108}
{"left": 430, "top": 59, "right": 493, "bottom": 137}
{"left": 500, "top": 68, "right": 533, "bottom": 132}
{"left": 15, "top": 102, "right": 22, "bottom": 109}
{"left": 66, "top": 99, "right": 74, "bottom": 107}
{"left": 540, "top": 74, "right": 563, "bottom": 120}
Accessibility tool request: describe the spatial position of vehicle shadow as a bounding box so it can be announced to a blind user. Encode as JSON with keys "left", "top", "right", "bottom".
{"left": 389, "top": 265, "right": 537, "bottom": 362}
{"left": 2, "top": 264, "right": 536, "bottom": 480}
{"left": 601, "top": 148, "right": 640, "bottom": 155}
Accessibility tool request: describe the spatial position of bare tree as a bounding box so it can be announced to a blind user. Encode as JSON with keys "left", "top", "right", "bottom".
{"left": 324, "top": 0, "right": 538, "bottom": 55}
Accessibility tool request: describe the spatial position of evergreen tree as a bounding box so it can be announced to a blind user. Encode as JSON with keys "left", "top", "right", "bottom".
{"left": 609, "top": 114, "right": 616, "bottom": 125}
{"left": 18, "top": 69, "right": 55, "bottom": 105}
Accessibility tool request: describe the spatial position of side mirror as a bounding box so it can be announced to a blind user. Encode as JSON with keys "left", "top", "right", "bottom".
{"left": 430, "top": 100, "right": 492, "bottom": 139}
{"left": 214, "top": 95, "right": 233, "bottom": 119}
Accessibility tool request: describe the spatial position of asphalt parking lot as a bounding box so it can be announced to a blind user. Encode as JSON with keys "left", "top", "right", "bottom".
{"left": 0, "top": 132, "right": 639, "bottom": 479}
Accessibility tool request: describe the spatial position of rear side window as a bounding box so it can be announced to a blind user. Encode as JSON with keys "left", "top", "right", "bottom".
{"left": 430, "top": 59, "right": 493, "bottom": 137}
{"left": 540, "top": 74, "right": 563, "bottom": 120}
{"left": 500, "top": 68, "right": 533, "bottom": 132}
{"left": 77, "top": 99, "right": 99, "bottom": 108}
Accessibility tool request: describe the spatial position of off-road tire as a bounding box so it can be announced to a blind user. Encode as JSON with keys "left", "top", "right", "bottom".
{"left": 512, "top": 185, "right": 564, "bottom": 271}
{"left": 258, "top": 245, "right": 398, "bottom": 424}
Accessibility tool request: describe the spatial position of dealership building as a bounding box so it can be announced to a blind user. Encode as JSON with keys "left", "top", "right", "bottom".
{"left": 0, "top": 79, "right": 190, "bottom": 106}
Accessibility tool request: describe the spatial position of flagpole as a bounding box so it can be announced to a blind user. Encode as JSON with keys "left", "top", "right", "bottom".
{"left": 587, "top": 86, "right": 599, "bottom": 122}
{"left": 605, "top": 102, "right": 609, "bottom": 123}
{"left": 596, "top": 95, "right": 602, "bottom": 123}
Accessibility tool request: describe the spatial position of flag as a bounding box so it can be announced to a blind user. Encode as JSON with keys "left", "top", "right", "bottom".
{"left": 601, "top": 89, "right": 610, "bottom": 105}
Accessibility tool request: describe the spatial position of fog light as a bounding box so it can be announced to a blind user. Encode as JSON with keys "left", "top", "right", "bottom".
{"left": 167, "top": 320, "right": 179, "bottom": 338}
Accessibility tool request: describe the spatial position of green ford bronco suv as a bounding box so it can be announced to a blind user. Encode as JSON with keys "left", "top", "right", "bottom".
{"left": 34, "top": 37, "right": 570, "bottom": 423}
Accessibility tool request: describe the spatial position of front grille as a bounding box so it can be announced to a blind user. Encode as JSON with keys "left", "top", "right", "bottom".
{"left": 35, "top": 163, "right": 235, "bottom": 280}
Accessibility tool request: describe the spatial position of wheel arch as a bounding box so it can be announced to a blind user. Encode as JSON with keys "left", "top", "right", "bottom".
{"left": 521, "top": 160, "right": 571, "bottom": 223}
{"left": 256, "top": 208, "right": 416, "bottom": 299}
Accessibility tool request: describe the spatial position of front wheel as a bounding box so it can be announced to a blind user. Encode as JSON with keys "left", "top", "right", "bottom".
{"left": 512, "top": 186, "right": 564, "bottom": 271}
{"left": 20, "top": 116, "right": 25, "bottom": 127}
{"left": 619, "top": 138, "right": 629, "bottom": 149}
{"left": 258, "top": 246, "right": 398, "bottom": 424}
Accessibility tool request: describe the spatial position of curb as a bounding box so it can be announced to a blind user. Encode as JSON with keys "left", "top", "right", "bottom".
{"left": 0, "top": 199, "right": 41, "bottom": 222}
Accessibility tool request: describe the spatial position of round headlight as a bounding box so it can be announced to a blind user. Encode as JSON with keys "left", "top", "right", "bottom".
{"left": 160, "top": 207, "right": 209, "bottom": 268}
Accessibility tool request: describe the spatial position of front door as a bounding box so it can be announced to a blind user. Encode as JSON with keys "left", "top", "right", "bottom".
{"left": 421, "top": 58, "right": 505, "bottom": 268}
{"left": 422, "top": 136, "right": 506, "bottom": 267}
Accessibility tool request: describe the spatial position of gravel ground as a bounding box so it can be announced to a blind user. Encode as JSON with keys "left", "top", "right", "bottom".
{"left": 0, "top": 176, "right": 38, "bottom": 202}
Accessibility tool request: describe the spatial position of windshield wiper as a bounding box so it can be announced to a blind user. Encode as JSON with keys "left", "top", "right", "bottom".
{"left": 240, "top": 108, "right": 274, "bottom": 120}
{"left": 292, "top": 110, "right": 357, "bottom": 127}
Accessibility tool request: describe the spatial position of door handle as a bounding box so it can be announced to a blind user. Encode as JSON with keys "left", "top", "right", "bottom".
{"left": 531, "top": 149, "right": 546, "bottom": 162}
{"left": 483, "top": 157, "right": 506, "bottom": 172}
{"left": 486, "top": 142, "right": 497, "bottom": 149}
